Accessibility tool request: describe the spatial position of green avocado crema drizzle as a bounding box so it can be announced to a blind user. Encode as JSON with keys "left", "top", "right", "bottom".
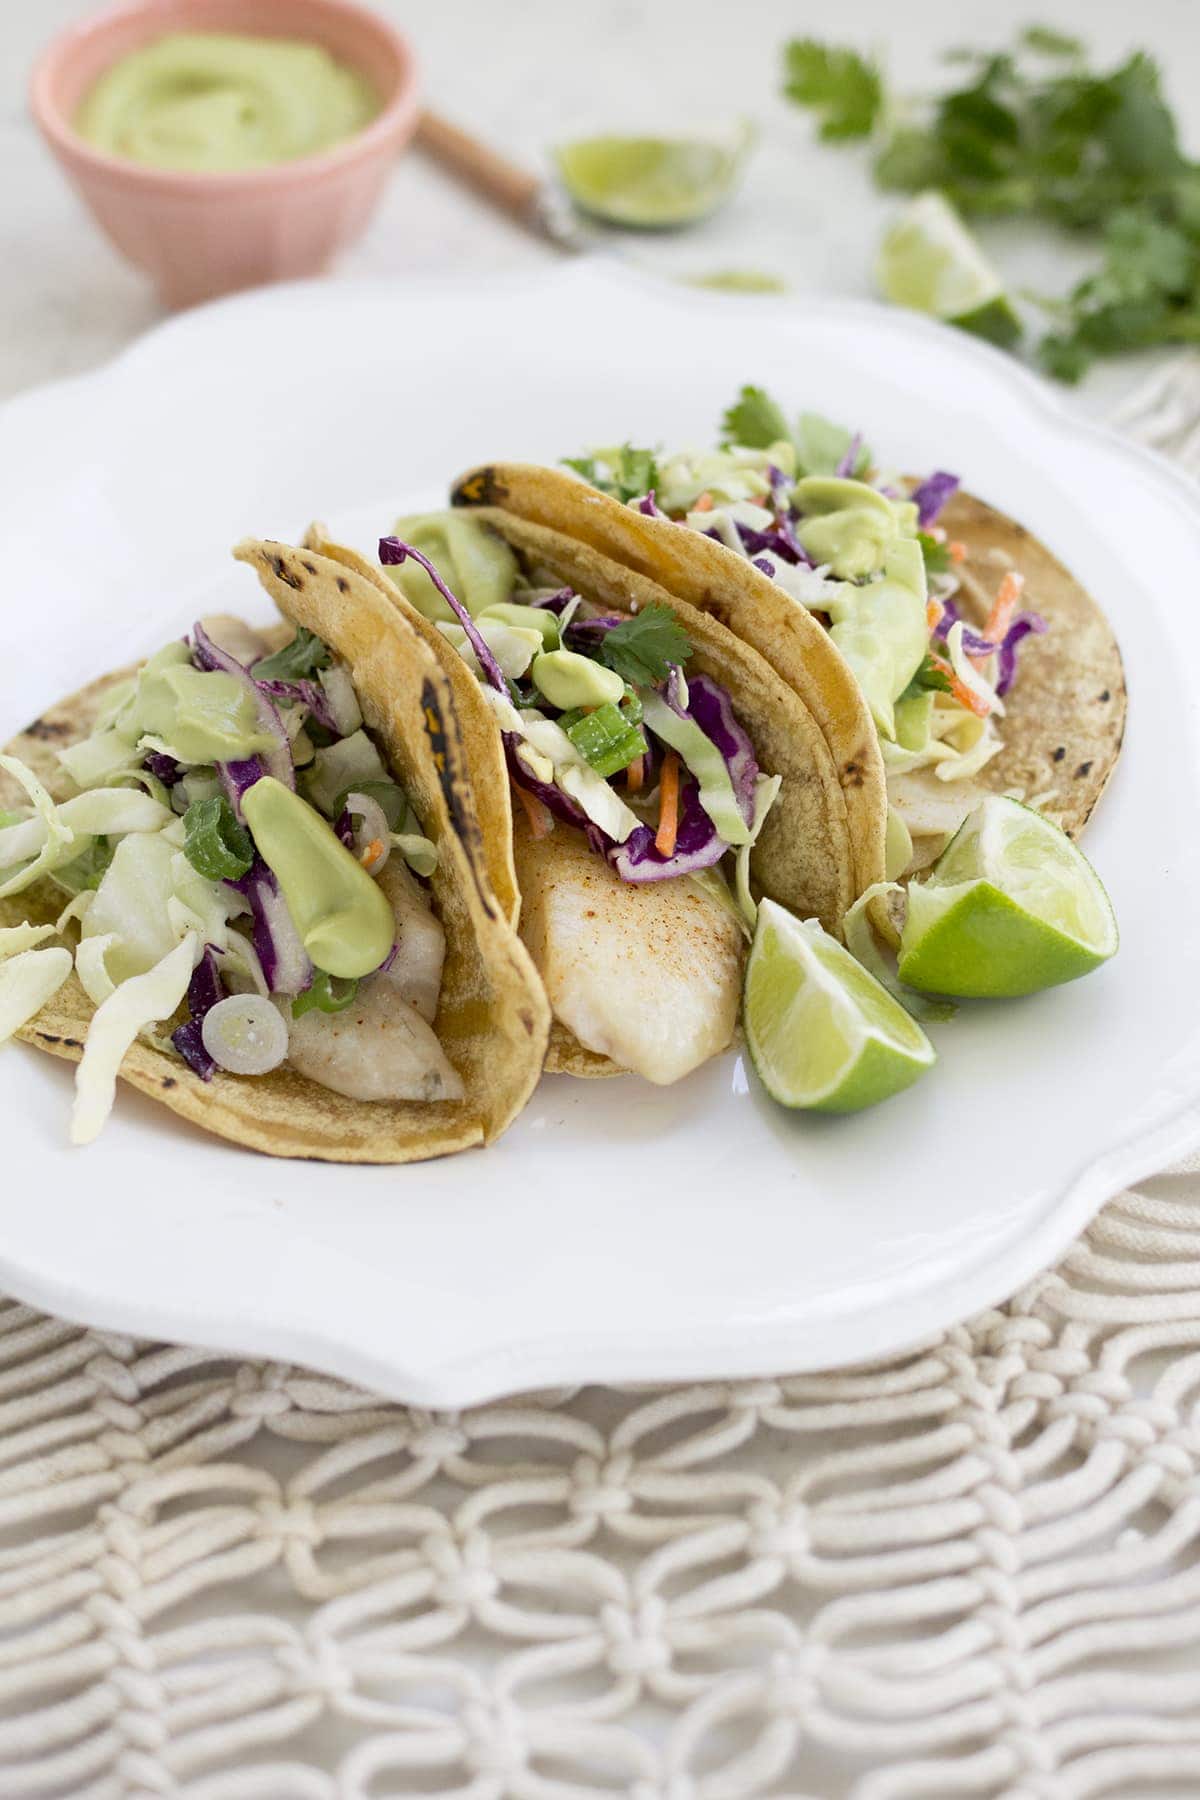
{"left": 116, "top": 643, "right": 279, "bottom": 765}
{"left": 241, "top": 777, "right": 393, "bottom": 981}
{"left": 531, "top": 650, "right": 625, "bottom": 711}
{"left": 74, "top": 33, "right": 380, "bottom": 173}
{"left": 389, "top": 515, "right": 518, "bottom": 622}
{"left": 825, "top": 539, "right": 929, "bottom": 742}
{"left": 793, "top": 475, "right": 916, "bottom": 581}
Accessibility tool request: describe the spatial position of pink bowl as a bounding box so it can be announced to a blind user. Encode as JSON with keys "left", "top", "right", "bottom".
{"left": 31, "top": 0, "right": 420, "bottom": 309}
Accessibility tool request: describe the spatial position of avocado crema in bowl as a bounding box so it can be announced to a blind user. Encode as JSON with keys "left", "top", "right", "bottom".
{"left": 74, "top": 32, "right": 380, "bottom": 171}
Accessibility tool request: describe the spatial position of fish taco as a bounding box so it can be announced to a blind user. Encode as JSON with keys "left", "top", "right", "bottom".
{"left": 451, "top": 400, "right": 1124, "bottom": 899}
{"left": 0, "top": 543, "right": 549, "bottom": 1159}
{"left": 305, "top": 506, "right": 880, "bottom": 1085}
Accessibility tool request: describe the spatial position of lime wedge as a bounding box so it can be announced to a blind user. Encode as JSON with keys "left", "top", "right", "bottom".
{"left": 745, "top": 900, "right": 936, "bottom": 1113}
{"left": 554, "top": 126, "right": 752, "bottom": 229}
{"left": 897, "top": 797, "right": 1117, "bottom": 998}
{"left": 877, "top": 192, "right": 1021, "bottom": 348}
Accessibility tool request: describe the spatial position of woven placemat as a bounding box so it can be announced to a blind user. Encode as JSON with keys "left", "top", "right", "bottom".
{"left": 4, "top": 361, "right": 1199, "bottom": 1800}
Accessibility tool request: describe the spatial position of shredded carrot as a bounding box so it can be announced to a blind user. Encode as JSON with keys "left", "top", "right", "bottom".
{"left": 931, "top": 653, "right": 990, "bottom": 719}
{"left": 926, "top": 598, "right": 943, "bottom": 632}
{"left": 625, "top": 753, "right": 645, "bottom": 795}
{"left": 692, "top": 492, "right": 715, "bottom": 513}
{"left": 969, "top": 569, "right": 1025, "bottom": 672}
{"left": 655, "top": 751, "right": 680, "bottom": 856}
{"left": 982, "top": 569, "right": 1024, "bottom": 642}
{"left": 359, "top": 839, "right": 384, "bottom": 868}
{"left": 948, "top": 540, "right": 968, "bottom": 565}
{"left": 514, "top": 784, "right": 553, "bottom": 839}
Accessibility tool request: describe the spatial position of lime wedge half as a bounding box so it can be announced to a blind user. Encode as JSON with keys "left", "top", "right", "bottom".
{"left": 898, "top": 796, "right": 1118, "bottom": 998}
{"left": 554, "top": 126, "right": 752, "bottom": 229}
{"left": 745, "top": 900, "right": 936, "bottom": 1113}
{"left": 877, "top": 191, "right": 1021, "bottom": 348}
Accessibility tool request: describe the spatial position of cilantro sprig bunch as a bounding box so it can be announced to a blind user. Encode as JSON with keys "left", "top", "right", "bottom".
{"left": 783, "top": 26, "right": 1200, "bottom": 381}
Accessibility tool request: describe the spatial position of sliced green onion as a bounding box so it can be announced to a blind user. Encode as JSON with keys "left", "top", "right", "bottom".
{"left": 565, "top": 702, "right": 648, "bottom": 779}
{"left": 292, "top": 969, "right": 360, "bottom": 1018}
{"left": 620, "top": 686, "right": 644, "bottom": 725}
{"left": 182, "top": 795, "right": 254, "bottom": 882}
{"left": 391, "top": 805, "right": 438, "bottom": 878}
{"left": 332, "top": 779, "right": 407, "bottom": 830}
{"left": 201, "top": 994, "right": 289, "bottom": 1076}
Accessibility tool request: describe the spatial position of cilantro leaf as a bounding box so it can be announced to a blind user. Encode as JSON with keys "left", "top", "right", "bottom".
{"left": 563, "top": 445, "right": 659, "bottom": 504}
{"left": 901, "top": 654, "right": 953, "bottom": 702}
{"left": 1036, "top": 209, "right": 1198, "bottom": 372}
{"left": 917, "top": 532, "right": 951, "bottom": 575}
{"left": 597, "top": 605, "right": 694, "bottom": 689}
{"left": 718, "top": 390, "right": 872, "bottom": 477}
{"left": 1021, "top": 25, "right": 1084, "bottom": 58}
{"left": 1098, "top": 53, "right": 1181, "bottom": 185}
{"left": 1038, "top": 333, "right": 1090, "bottom": 382}
{"left": 720, "top": 384, "right": 790, "bottom": 450}
{"left": 783, "top": 39, "right": 883, "bottom": 140}
{"left": 252, "top": 627, "right": 331, "bottom": 682}
{"left": 292, "top": 970, "right": 360, "bottom": 1017}
{"left": 1091, "top": 211, "right": 1194, "bottom": 299}
{"left": 874, "top": 127, "right": 945, "bottom": 193}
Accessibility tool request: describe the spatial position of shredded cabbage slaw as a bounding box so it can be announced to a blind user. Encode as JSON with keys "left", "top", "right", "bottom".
{"left": 0, "top": 617, "right": 440, "bottom": 1143}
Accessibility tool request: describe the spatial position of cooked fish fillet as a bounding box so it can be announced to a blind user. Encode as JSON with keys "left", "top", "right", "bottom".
{"left": 375, "top": 857, "right": 445, "bottom": 1025}
{"left": 287, "top": 987, "right": 464, "bottom": 1103}
{"left": 513, "top": 815, "right": 744, "bottom": 1085}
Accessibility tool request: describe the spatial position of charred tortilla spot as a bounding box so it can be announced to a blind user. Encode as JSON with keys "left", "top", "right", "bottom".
{"left": 842, "top": 760, "right": 865, "bottom": 789}
{"left": 694, "top": 589, "right": 732, "bottom": 628}
{"left": 1052, "top": 746, "right": 1066, "bottom": 762}
{"left": 336, "top": 576, "right": 349, "bottom": 593}
{"left": 269, "top": 553, "right": 303, "bottom": 591}
{"left": 1075, "top": 760, "right": 1093, "bottom": 779}
{"left": 162, "top": 1076, "right": 177, "bottom": 1089}
{"left": 420, "top": 677, "right": 494, "bottom": 917}
{"left": 22, "top": 717, "right": 69, "bottom": 741}
{"left": 36, "top": 1032, "right": 61, "bottom": 1045}
{"left": 1099, "top": 689, "right": 1110, "bottom": 703}
{"left": 452, "top": 467, "right": 509, "bottom": 509}
{"left": 301, "top": 560, "right": 317, "bottom": 575}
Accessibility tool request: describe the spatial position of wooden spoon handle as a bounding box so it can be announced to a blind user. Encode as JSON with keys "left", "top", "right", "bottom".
{"left": 416, "top": 110, "right": 545, "bottom": 230}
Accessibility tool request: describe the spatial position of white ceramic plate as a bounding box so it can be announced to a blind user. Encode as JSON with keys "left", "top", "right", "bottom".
{"left": 3, "top": 260, "right": 1198, "bottom": 1406}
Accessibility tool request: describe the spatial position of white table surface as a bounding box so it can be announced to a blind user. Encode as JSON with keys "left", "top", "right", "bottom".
{"left": 3, "top": 0, "right": 1198, "bottom": 415}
